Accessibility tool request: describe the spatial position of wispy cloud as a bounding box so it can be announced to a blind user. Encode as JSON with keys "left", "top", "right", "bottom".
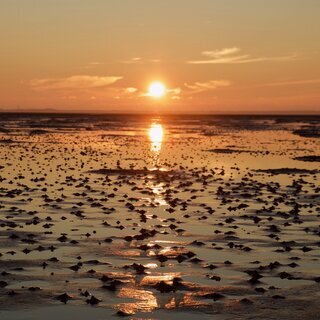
{"left": 121, "top": 57, "right": 142, "bottom": 64}
{"left": 263, "top": 79, "right": 320, "bottom": 87}
{"left": 188, "top": 47, "right": 298, "bottom": 64}
{"left": 30, "top": 75, "right": 122, "bottom": 91}
{"left": 121, "top": 57, "right": 161, "bottom": 64}
{"left": 184, "top": 80, "right": 231, "bottom": 93}
{"left": 167, "top": 87, "right": 181, "bottom": 95}
{"left": 125, "top": 87, "right": 138, "bottom": 93}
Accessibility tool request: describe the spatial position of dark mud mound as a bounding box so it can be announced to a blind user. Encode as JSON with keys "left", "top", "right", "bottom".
{"left": 208, "top": 148, "right": 249, "bottom": 154}
{"left": 89, "top": 168, "right": 175, "bottom": 176}
{"left": 254, "top": 168, "right": 319, "bottom": 175}
{"left": 0, "top": 139, "right": 14, "bottom": 144}
{"left": 29, "top": 129, "right": 49, "bottom": 135}
{"left": 293, "top": 127, "right": 320, "bottom": 138}
{"left": 293, "top": 155, "right": 320, "bottom": 162}
{"left": 207, "top": 148, "right": 266, "bottom": 154}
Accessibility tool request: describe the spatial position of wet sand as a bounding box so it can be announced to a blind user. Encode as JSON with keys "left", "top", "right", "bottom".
{"left": 0, "top": 114, "right": 319, "bottom": 319}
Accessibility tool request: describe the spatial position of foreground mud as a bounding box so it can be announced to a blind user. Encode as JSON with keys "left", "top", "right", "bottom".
{"left": 0, "top": 114, "right": 319, "bottom": 319}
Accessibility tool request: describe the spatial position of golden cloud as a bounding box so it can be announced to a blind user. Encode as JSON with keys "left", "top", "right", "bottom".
{"left": 29, "top": 75, "right": 122, "bottom": 91}
{"left": 188, "top": 48, "right": 298, "bottom": 64}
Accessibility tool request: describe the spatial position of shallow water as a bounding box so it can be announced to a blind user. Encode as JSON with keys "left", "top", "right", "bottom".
{"left": 0, "top": 114, "right": 319, "bottom": 319}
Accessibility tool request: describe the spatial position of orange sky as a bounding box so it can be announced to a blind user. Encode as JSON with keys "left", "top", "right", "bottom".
{"left": 0, "top": 0, "right": 320, "bottom": 114}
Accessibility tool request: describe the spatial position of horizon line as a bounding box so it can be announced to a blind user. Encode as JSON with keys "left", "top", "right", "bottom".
{"left": 0, "top": 110, "right": 320, "bottom": 117}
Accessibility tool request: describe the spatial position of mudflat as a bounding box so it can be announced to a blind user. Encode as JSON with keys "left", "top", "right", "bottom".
{"left": 0, "top": 114, "right": 319, "bottom": 319}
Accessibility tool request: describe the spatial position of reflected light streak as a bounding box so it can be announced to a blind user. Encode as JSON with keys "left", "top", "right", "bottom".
{"left": 117, "top": 287, "right": 158, "bottom": 313}
{"left": 148, "top": 122, "right": 166, "bottom": 204}
{"left": 149, "top": 123, "right": 163, "bottom": 153}
{"left": 149, "top": 123, "right": 163, "bottom": 142}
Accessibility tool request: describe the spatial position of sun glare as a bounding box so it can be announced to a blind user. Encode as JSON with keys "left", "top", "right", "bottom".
{"left": 149, "top": 123, "right": 163, "bottom": 143}
{"left": 149, "top": 123, "right": 163, "bottom": 154}
{"left": 148, "top": 81, "right": 166, "bottom": 98}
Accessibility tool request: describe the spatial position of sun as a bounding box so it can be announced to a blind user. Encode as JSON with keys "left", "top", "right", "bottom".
{"left": 148, "top": 81, "right": 166, "bottom": 98}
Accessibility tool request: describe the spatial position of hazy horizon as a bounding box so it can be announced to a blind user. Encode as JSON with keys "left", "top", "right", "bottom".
{"left": 0, "top": 108, "right": 319, "bottom": 116}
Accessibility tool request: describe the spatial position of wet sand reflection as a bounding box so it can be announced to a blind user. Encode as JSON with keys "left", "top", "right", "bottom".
{"left": 149, "top": 123, "right": 163, "bottom": 154}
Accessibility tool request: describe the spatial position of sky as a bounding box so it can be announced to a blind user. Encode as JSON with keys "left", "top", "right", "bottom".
{"left": 0, "top": 0, "right": 320, "bottom": 114}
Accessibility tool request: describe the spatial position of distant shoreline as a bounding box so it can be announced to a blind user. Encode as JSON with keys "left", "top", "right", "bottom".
{"left": 0, "top": 111, "right": 320, "bottom": 117}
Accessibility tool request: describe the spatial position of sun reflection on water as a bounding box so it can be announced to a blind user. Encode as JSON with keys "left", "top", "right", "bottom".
{"left": 149, "top": 123, "right": 163, "bottom": 153}
{"left": 117, "top": 287, "right": 158, "bottom": 313}
{"left": 147, "top": 123, "right": 167, "bottom": 205}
